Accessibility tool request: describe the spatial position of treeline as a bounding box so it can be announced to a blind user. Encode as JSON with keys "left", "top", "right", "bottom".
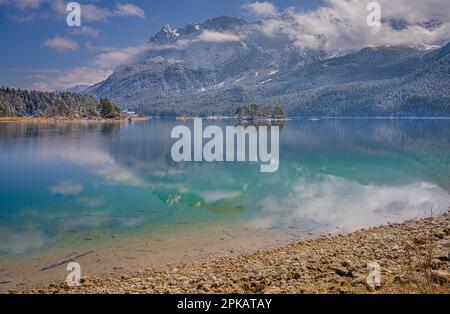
{"left": 235, "top": 103, "right": 285, "bottom": 119}
{"left": 0, "top": 86, "right": 122, "bottom": 119}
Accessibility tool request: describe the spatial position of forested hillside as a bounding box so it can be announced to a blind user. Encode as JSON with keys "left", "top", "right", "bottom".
{"left": 0, "top": 87, "right": 122, "bottom": 118}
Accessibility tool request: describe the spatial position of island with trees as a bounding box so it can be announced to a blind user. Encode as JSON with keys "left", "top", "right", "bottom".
{"left": 234, "top": 103, "right": 286, "bottom": 121}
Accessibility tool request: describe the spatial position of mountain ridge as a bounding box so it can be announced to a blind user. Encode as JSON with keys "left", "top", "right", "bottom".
{"left": 84, "top": 16, "right": 450, "bottom": 117}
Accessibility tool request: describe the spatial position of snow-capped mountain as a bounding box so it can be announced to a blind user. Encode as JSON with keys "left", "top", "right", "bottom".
{"left": 150, "top": 24, "right": 180, "bottom": 45}
{"left": 85, "top": 16, "right": 450, "bottom": 117}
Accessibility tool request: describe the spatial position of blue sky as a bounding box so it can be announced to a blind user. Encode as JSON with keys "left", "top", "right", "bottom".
{"left": 0, "top": 0, "right": 323, "bottom": 90}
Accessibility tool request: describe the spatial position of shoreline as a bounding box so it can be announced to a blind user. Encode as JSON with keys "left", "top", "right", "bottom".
{"left": 3, "top": 116, "right": 450, "bottom": 124}
{"left": 21, "top": 212, "right": 450, "bottom": 294}
{"left": 0, "top": 218, "right": 296, "bottom": 294}
{"left": 0, "top": 116, "right": 151, "bottom": 123}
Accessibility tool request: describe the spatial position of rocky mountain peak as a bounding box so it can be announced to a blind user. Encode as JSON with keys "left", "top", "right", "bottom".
{"left": 202, "top": 15, "right": 247, "bottom": 31}
{"left": 150, "top": 24, "right": 179, "bottom": 44}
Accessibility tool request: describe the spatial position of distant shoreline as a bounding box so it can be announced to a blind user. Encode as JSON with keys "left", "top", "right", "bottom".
{"left": 0, "top": 116, "right": 151, "bottom": 123}
{"left": 289, "top": 116, "right": 450, "bottom": 120}
{"left": 173, "top": 116, "right": 450, "bottom": 121}
{"left": 2, "top": 116, "right": 449, "bottom": 124}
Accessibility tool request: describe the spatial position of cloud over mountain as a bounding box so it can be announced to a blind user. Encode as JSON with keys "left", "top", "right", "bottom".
{"left": 195, "top": 30, "right": 242, "bottom": 43}
{"left": 251, "top": 0, "right": 450, "bottom": 54}
{"left": 242, "top": 1, "right": 278, "bottom": 17}
{"left": 26, "top": 67, "right": 112, "bottom": 91}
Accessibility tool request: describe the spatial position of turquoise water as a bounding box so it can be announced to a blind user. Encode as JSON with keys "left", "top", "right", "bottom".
{"left": 0, "top": 119, "right": 449, "bottom": 259}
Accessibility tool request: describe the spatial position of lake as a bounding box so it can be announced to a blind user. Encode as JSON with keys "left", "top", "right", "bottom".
{"left": 0, "top": 118, "right": 449, "bottom": 290}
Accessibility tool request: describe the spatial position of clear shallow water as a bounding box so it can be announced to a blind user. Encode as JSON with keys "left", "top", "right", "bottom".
{"left": 0, "top": 119, "right": 449, "bottom": 263}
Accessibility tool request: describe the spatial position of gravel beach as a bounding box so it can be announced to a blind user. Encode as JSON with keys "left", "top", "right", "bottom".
{"left": 24, "top": 212, "right": 450, "bottom": 294}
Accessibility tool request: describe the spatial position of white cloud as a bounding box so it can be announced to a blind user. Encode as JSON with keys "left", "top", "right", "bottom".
{"left": 0, "top": 0, "right": 44, "bottom": 10}
{"left": 27, "top": 82, "right": 52, "bottom": 91}
{"left": 77, "top": 2, "right": 146, "bottom": 21}
{"left": 3, "top": 0, "right": 145, "bottom": 22}
{"left": 113, "top": 3, "right": 145, "bottom": 18}
{"left": 93, "top": 43, "right": 154, "bottom": 69}
{"left": 51, "top": 1, "right": 143, "bottom": 22}
{"left": 252, "top": 0, "right": 450, "bottom": 53}
{"left": 50, "top": 67, "right": 112, "bottom": 89}
{"left": 26, "top": 67, "right": 112, "bottom": 91}
{"left": 79, "top": 3, "right": 110, "bottom": 22}
{"left": 50, "top": 180, "right": 83, "bottom": 196}
{"left": 85, "top": 42, "right": 116, "bottom": 52}
{"left": 195, "top": 30, "right": 242, "bottom": 43}
{"left": 71, "top": 26, "right": 100, "bottom": 37}
{"left": 242, "top": 1, "right": 278, "bottom": 18}
{"left": 43, "top": 37, "right": 78, "bottom": 52}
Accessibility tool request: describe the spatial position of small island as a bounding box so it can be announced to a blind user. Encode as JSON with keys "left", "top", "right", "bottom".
{"left": 234, "top": 103, "right": 286, "bottom": 121}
